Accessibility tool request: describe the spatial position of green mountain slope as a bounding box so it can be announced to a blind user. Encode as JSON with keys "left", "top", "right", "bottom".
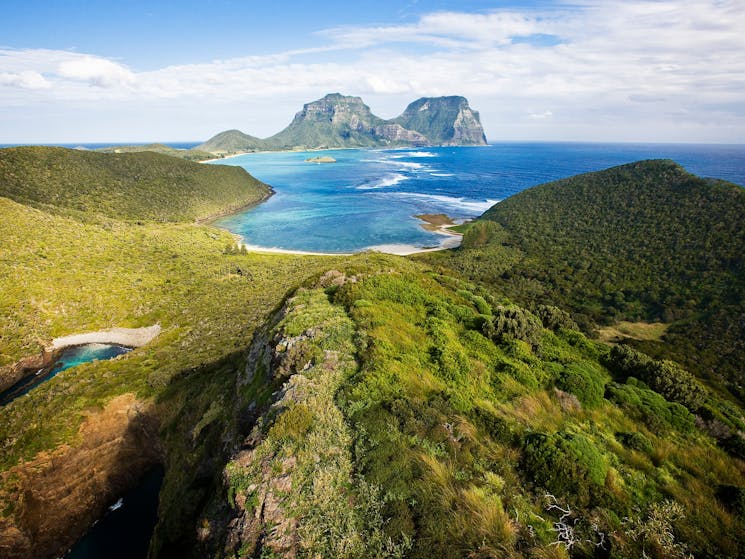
{"left": 203, "top": 264, "right": 744, "bottom": 559}
{"left": 0, "top": 189, "right": 340, "bottom": 559}
{"left": 195, "top": 129, "right": 265, "bottom": 154}
{"left": 393, "top": 96, "right": 488, "bottom": 145}
{"left": 0, "top": 146, "right": 271, "bottom": 222}
{"left": 94, "top": 143, "right": 215, "bottom": 162}
{"left": 262, "top": 93, "right": 394, "bottom": 150}
{"left": 428, "top": 159, "right": 745, "bottom": 402}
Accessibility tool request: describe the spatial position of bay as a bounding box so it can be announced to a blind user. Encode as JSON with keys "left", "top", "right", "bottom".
{"left": 210, "top": 143, "right": 745, "bottom": 254}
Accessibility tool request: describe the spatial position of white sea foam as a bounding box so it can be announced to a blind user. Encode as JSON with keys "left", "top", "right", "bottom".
{"left": 390, "top": 151, "right": 437, "bottom": 158}
{"left": 109, "top": 498, "right": 124, "bottom": 512}
{"left": 430, "top": 172, "right": 455, "bottom": 177}
{"left": 380, "top": 160, "right": 424, "bottom": 170}
{"left": 392, "top": 192, "right": 499, "bottom": 214}
{"left": 357, "top": 173, "right": 410, "bottom": 189}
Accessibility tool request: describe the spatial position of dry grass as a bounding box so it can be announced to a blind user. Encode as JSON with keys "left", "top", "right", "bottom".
{"left": 597, "top": 321, "right": 669, "bottom": 343}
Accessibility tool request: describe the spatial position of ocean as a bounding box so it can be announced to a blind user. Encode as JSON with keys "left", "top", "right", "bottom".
{"left": 210, "top": 143, "right": 745, "bottom": 254}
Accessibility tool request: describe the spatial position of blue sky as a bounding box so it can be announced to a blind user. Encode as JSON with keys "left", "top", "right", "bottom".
{"left": 1, "top": 0, "right": 743, "bottom": 143}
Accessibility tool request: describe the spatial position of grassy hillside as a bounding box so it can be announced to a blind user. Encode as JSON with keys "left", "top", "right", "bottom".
{"left": 94, "top": 143, "right": 215, "bottom": 162}
{"left": 0, "top": 146, "right": 270, "bottom": 222}
{"left": 214, "top": 263, "right": 745, "bottom": 558}
{"left": 426, "top": 160, "right": 745, "bottom": 402}
{"left": 0, "top": 193, "right": 342, "bottom": 459}
{"left": 0, "top": 192, "right": 345, "bottom": 557}
{"left": 195, "top": 130, "right": 265, "bottom": 155}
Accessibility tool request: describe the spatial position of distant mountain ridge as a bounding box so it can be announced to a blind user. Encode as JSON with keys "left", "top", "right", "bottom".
{"left": 197, "top": 93, "right": 487, "bottom": 154}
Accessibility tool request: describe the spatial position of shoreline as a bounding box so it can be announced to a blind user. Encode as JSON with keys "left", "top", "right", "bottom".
{"left": 196, "top": 186, "right": 275, "bottom": 225}
{"left": 198, "top": 143, "right": 490, "bottom": 164}
{"left": 235, "top": 215, "right": 462, "bottom": 257}
{"left": 50, "top": 325, "right": 162, "bottom": 350}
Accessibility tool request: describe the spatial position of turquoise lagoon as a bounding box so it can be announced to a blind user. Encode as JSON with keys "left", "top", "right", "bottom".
{"left": 0, "top": 343, "right": 132, "bottom": 406}
{"left": 211, "top": 143, "right": 745, "bottom": 254}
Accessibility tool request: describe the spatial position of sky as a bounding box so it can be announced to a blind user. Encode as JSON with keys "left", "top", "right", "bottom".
{"left": 1, "top": 0, "right": 743, "bottom": 144}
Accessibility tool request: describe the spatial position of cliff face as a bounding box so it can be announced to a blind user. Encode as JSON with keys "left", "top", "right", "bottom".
{"left": 393, "top": 96, "right": 487, "bottom": 145}
{"left": 0, "top": 394, "right": 162, "bottom": 559}
{"left": 264, "top": 94, "right": 387, "bottom": 150}
{"left": 198, "top": 94, "right": 486, "bottom": 153}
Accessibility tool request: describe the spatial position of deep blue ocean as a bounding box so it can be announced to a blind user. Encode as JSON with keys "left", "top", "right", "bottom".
{"left": 210, "top": 143, "right": 745, "bottom": 254}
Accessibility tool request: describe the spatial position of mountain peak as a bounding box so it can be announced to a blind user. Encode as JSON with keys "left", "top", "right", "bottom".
{"left": 395, "top": 96, "right": 487, "bottom": 145}
{"left": 198, "top": 94, "right": 487, "bottom": 153}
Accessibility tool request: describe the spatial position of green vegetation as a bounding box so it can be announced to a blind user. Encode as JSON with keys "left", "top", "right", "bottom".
{"left": 0, "top": 146, "right": 340, "bottom": 556}
{"left": 1, "top": 149, "right": 744, "bottom": 559}
{"left": 423, "top": 160, "right": 745, "bottom": 404}
{"left": 195, "top": 129, "right": 265, "bottom": 154}
{"left": 307, "top": 265, "right": 743, "bottom": 558}
{"left": 0, "top": 146, "right": 270, "bottom": 222}
{"left": 221, "top": 287, "right": 410, "bottom": 558}
{"left": 94, "top": 143, "right": 215, "bottom": 162}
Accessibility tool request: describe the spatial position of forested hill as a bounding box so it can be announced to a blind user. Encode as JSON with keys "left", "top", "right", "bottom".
{"left": 0, "top": 146, "right": 271, "bottom": 222}
{"left": 433, "top": 160, "right": 745, "bottom": 401}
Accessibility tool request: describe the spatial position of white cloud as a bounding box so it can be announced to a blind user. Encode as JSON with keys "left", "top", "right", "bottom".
{"left": 0, "top": 0, "right": 743, "bottom": 142}
{"left": 529, "top": 110, "right": 553, "bottom": 119}
{"left": 0, "top": 70, "right": 50, "bottom": 89}
{"left": 57, "top": 56, "right": 135, "bottom": 88}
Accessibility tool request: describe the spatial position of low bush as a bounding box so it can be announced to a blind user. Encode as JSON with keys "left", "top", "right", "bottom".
{"left": 483, "top": 305, "right": 543, "bottom": 348}
{"left": 555, "top": 362, "right": 606, "bottom": 408}
{"left": 522, "top": 431, "right": 608, "bottom": 505}
{"left": 616, "top": 431, "right": 654, "bottom": 454}
{"left": 606, "top": 379, "right": 695, "bottom": 433}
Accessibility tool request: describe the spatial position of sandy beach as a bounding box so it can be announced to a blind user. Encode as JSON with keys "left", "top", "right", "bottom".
{"left": 50, "top": 325, "right": 162, "bottom": 350}
{"left": 239, "top": 217, "right": 462, "bottom": 257}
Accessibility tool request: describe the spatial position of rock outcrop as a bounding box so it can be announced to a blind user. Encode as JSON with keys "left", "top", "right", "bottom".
{"left": 196, "top": 93, "right": 487, "bottom": 154}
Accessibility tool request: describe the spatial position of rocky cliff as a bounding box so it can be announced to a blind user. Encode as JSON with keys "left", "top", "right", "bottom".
{"left": 393, "top": 96, "right": 487, "bottom": 146}
{"left": 196, "top": 94, "right": 486, "bottom": 154}
{"left": 0, "top": 394, "right": 162, "bottom": 559}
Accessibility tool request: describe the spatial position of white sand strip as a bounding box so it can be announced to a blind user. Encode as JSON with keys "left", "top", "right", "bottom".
{"left": 241, "top": 243, "right": 351, "bottom": 256}
{"left": 51, "top": 325, "right": 162, "bottom": 350}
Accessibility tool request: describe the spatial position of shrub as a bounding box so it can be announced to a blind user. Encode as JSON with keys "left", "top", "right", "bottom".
{"left": 472, "top": 407, "right": 516, "bottom": 445}
{"left": 605, "top": 380, "right": 695, "bottom": 433}
{"left": 605, "top": 345, "right": 706, "bottom": 412}
{"left": 535, "top": 305, "right": 577, "bottom": 331}
{"left": 604, "top": 345, "right": 652, "bottom": 379}
{"left": 522, "top": 432, "right": 608, "bottom": 505}
{"left": 555, "top": 362, "right": 606, "bottom": 408}
{"left": 644, "top": 360, "right": 706, "bottom": 412}
{"left": 616, "top": 431, "right": 653, "bottom": 454}
{"left": 483, "top": 305, "right": 543, "bottom": 348}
